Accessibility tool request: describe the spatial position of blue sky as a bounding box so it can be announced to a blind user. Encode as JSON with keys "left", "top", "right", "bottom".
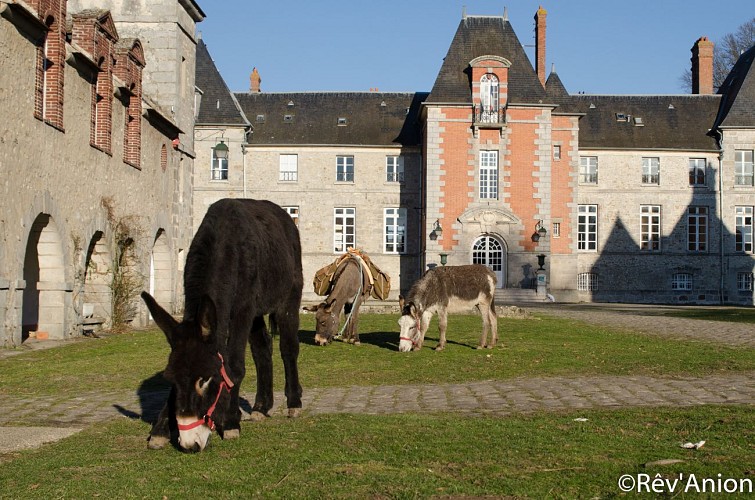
{"left": 196, "top": 0, "right": 753, "bottom": 95}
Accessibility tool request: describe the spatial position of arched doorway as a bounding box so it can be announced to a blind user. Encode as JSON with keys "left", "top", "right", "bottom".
{"left": 472, "top": 235, "right": 505, "bottom": 288}
{"left": 83, "top": 231, "right": 112, "bottom": 327}
{"left": 150, "top": 229, "right": 172, "bottom": 313}
{"left": 23, "top": 214, "right": 66, "bottom": 340}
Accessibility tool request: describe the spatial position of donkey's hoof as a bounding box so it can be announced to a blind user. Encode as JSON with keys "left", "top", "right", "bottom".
{"left": 288, "top": 408, "right": 302, "bottom": 418}
{"left": 434, "top": 345, "right": 445, "bottom": 351}
{"left": 147, "top": 435, "right": 169, "bottom": 450}
{"left": 223, "top": 429, "right": 240, "bottom": 440}
{"left": 476, "top": 345, "right": 485, "bottom": 350}
{"left": 248, "top": 411, "right": 268, "bottom": 422}
{"left": 353, "top": 341, "right": 361, "bottom": 346}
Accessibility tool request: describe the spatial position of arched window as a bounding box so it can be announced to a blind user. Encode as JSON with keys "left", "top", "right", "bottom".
{"left": 479, "top": 74, "right": 499, "bottom": 123}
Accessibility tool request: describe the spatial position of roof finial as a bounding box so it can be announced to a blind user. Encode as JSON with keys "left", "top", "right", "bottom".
{"left": 462, "top": 5, "right": 467, "bottom": 19}
{"left": 551, "top": 62, "right": 556, "bottom": 74}
{"left": 503, "top": 6, "right": 508, "bottom": 21}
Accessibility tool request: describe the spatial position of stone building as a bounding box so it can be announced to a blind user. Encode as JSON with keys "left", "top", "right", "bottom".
{"left": 0, "top": 0, "right": 203, "bottom": 345}
{"left": 194, "top": 6, "right": 753, "bottom": 306}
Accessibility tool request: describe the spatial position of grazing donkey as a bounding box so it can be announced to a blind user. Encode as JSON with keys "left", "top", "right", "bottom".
{"left": 304, "top": 254, "right": 372, "bottom": 345}
{"left": 397, "top": 264, "right": 497, "bottom": 352}
{"left": 141, "top": 198, "right": 303, "bottom": 452}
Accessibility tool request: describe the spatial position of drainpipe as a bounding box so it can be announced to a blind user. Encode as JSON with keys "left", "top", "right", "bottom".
{"left": 241, "top": 143, "right": 248, "bottom": 198}
{"left": 714, "top": 130, "right": 725, "bottom": 304}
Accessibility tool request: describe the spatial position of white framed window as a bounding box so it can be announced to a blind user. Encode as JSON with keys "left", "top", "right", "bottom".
{"left": 336, "top": 155, "right": 354, "bottom": 182}
{"left": 479, "top": 150, "right": 499, "bottom": 200}
{"left": 211, "top": 150, "right": 228, "bottom": 181}
{"left": 642, "top": 157, "right": 660, "bottom": 185}
{"left": 282, "top": 206, "right": 299, "bottom": 226}
{"left": 386, "top": 156, "right": 404, "bottom": 183}
{"left": 577, "top": 272, "right": 598, "bottom": 291}
{"left": 687, "top": 206, "right": 708, "bottom": 252}
{"left": 735, "top": 150, "right": 754, "bottom": 186}
{"left": 735, "top": 206, "right": 753, "bottom": 253}
{"left": 641, "top": 205, "right": 661, "bottom": 251}
{"left": 579, "top": 156, "right": 598, "bottom": 184}
{"left": 553, "top": 145, "right": 561, "bottom": 161}
{"left": 552, "top": 222, "right": 561, "bottom": 238}
{"left": 578, "top": 205, "right": 598, "bottom": 251}
{"left": 737, "top": 272, "right": 753, "bottom": 291}
{"left": 479, "top": 73, "right": 499, "bottom": 123}
{"left": 689, "top": 158, "right": 706, "bottom": 186}
{"left": 672, "top": 273, "right": 693, "bottom": 290}
{"left": 383, "top": 208, "right": 407, "bottom": 254}
{"left": 333, "top": 207, "right": 355, "bottom": 252}
{"left": 279, "top": 154, "right": 298, "bottom": 182}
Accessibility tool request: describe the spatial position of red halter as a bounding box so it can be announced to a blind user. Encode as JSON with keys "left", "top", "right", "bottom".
{"left": 177, "top": 352, "right": 235, "bottom": 431}
{"left": 400, "top": 318, "right": 422, "bottom": 348}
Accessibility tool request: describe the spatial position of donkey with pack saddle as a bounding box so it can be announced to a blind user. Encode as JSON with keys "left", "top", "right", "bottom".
{"left": 305, "top": 249, "right": 390, "bottom": 346}
{"left": 398, "top": 264, "right": 498, "bottom": 352}
{"left": 141, "top": 198, "right": 303, "bottom": 452}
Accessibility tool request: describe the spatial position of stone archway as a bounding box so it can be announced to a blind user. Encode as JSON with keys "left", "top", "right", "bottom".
{"left": 150, "top": 229, "right": 172, "bottom": 313}
{"left": 22, "top": 214, "right": 66, "bottom": 340}
{"left": 83, "top": 231, "right": 112, "bottom": 328}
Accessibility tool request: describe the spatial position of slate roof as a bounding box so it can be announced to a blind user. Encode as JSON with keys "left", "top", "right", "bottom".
{"left": 195, "top": 39, "right": 249, "bottom": 127}
{"left": 234, "top": 92, "right": 427, "bottom": 146}
{"left": 545, "top": 69, "right": 570, "bottom": 109}
{"left": 569, "top": 95, "right": 721, "bottom": 151}
{"left": 712, "top": 43, "right": 755, "bottom": 130}
{"left": 426, "top": 16, "right": 547, "bottom": 105}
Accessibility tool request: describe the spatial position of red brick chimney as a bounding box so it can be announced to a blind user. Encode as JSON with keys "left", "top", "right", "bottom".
{"left": 535, "top": 6, "right": 547, "bottom": 86}
{"left": 250, "top": 67, "right": 261, "bottom": 93}
{"left": 691, "top": 36, "right": 714, "bottom": 94}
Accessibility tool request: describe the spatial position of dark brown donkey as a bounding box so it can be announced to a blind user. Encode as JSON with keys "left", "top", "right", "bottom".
{"left": 398, "top": 264, "right": 498, "bottom": 352}
{"left": 304, "top": 255, "right": 372, "bottom": 345}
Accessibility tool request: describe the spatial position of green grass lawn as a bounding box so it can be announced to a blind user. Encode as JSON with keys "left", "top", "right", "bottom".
{"left": 0, "top": 310, "right": 752, "bottom": 498}
{"left": 0, "top": 313, "right": 752, "bottom": 397}
{"left": 0, "top": 406, "right": 751, "bottom": 498}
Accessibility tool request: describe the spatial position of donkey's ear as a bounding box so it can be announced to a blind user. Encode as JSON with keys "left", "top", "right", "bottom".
{"left": 398, "top": 295, "right": 405, "bottom": 310}
{"left": 198, "top": 295, "right": 217, "bottom": 340}
{"left": 324, "top": 298, "right": 336, "bottom": 313}
{"left": 302, "top": 304, "right": 319, "bottom": 313}
{"left": 142, "top": 291, "right": 178, "bottom": 345}
{"left": 409, "top": 302, "right": 420, "bottom": 319}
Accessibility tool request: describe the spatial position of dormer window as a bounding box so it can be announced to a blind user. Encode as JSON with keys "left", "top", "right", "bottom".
{"left": 479, "top": 74, "right": 499, "bottom": 123}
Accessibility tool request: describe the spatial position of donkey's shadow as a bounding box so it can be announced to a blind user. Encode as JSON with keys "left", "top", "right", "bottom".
{"left": 113, "top": 372, "right": 252, "bottom": 424}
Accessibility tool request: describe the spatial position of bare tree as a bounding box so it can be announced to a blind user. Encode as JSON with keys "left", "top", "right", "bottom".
{"left": 679, "top": 17, "right": 755, "bottom": 92}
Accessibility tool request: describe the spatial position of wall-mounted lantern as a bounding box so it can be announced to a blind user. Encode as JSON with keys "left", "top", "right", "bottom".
{"left": 439, "top": 253, "right": 448, "bottom": 266}
{"left": 531, "top": 220, "right": 547, "bottom": 242}
{"left": 537, "top": 253, "right": 546, "bottom": 270}
{"left": 430, "top": 219, "right": 443, "bottom": 240}
{"left": 213, "top": 140, "right": 229, "bottom": 159}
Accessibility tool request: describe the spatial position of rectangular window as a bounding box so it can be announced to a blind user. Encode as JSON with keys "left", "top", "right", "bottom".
{"left": 552, "top": 222, "right": 561, "bottom": 238}
{"left": 578, "top": 205, "right": 598, "bottom": 251}
{"left": 737, "top": 272, "right": 753, "bottom": 291}
{"left": 579, "top": 156, "right": 598, "bottom": 184}
{"left": 689, "top": 158, "right": 706, "bottom": 186}
{"left": 334, "top": 207, "right": 355, "bottom": 252}
{"left": 642, "top": 157, "right": 660, "bottom": 185}
{"left": 479, "top": 151, "right": 499, "bottom": 199}
{"left": 735, "top": 150, "right": 754, "bottom": 186}
{"left": 282, "top": 206, "right": 299, "bottom": 226}
{"left": 211, "top": 150, "right": 228, "bottom": 180}
{"left": 336, "top": 155, "right": 354, "bottom": 182}
{"left": 735, "top": 206, "right": 753, "bottom": 253}
{"left": 386, "top": 156, "right": 404, "bottom": 183}
{"left": 553, "top": 145, "right": 561, "bottom": 161}
{"left": 687, "top": 206, "right": 708, "bottom": 252}
{"left": 279, "top": 154, "right": 298, "bottom": 182}
{"left": 641, "top": 205, "right": 661, "bottom": 251}
{"left": 577, "top": 273, "right": 598, "bottom": 291}
{"left": 672, "top": 273, "right": 693, "bottom": 291}
{"left": 384, "top": 208, "right": 407, "bottom": 254}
